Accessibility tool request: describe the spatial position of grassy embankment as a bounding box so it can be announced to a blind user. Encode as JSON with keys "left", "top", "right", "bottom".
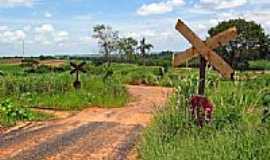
{"left": 139, "top": 67, "right": 270, "bottom": 160}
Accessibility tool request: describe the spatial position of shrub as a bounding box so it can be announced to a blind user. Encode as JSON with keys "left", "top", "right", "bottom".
{"left": 0, "top": 99, "right": 33, "bottom": 124}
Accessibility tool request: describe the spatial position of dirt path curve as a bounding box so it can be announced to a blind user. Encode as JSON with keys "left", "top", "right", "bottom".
{"left": 0, "top": 85, "right": 173, "bottom": 160}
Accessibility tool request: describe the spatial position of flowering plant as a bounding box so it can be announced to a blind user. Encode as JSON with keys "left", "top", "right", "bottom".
{"left": 190, "top": 95, "right": 214, "bottom": 127}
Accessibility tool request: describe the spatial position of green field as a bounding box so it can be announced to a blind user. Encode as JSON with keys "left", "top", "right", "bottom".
{"left": 0, "top": 62, "right": 182, "bottom": 126}
{"left": 0, "top": 61, "right": 184, "bottom": 127}
{"left": 249, "top": 60, "right": 270, "bottom": 70}
{"left": 138, "top": 68, "right": 270, "bottom": 160}
{"left": 0, "top": 63, "right": 128, "bottom": 126}
{"left": 1, "top": 60, "right": 270, "bottom": 159}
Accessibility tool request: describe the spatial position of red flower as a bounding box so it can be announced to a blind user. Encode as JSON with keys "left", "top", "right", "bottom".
{"left": 190, "top": 95, "right": 214, "bottom": 127}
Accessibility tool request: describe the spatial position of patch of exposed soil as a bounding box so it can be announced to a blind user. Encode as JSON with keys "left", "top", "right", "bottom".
{"left": 0, "top": 58, "right": 65, "bottom": 67}
{"left": 33, "top": 109, "right": 77, "bottom": 119}
{"left": 0, "top": 85, "right": 173, "bottom": 160}
{"left": 38, "top": 60, "right": 66, "bottom": 67}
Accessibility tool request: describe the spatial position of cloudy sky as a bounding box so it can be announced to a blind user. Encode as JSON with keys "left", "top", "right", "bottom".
{"left": 0, "top": 0, "right": 269, "bottom": 56}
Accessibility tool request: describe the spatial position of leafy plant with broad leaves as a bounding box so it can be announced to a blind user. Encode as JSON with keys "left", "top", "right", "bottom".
{"left": 0, "top": 99, "right": 33, "bottom": 122}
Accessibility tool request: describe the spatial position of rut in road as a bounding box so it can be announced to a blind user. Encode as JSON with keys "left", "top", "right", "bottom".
{"left": 0, "top": 85, "right": 173, "bottom": 160}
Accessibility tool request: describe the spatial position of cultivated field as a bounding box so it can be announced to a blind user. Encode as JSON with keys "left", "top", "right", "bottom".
{"left": 0, "top": 59, "right": 270, "bottom": 159}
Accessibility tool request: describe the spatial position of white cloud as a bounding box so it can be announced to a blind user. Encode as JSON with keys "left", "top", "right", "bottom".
{"left": 0, "top": 25, "right": 8, "bottom": 31}
{"left": 249, "top": 0, "right": 270, "bottom": 5}
{"left": 137, "top": 0, "right": 185, "bottom": 16}
{"left": 34, "top": 24, "right": 69, "bottom": 45}
{"left": 0, "top": 29, "right": 26, "bottom": 43}
{"left": 241, "top": 11, "right": 270, "bottom": 32}
{"left": 196, "top": 0, "right": 248, "bottom": 10}
{"left": 44, "top": 11, "right": 52, "bottom": 18}
{"left": 35, "top": 24, "right": 55, "bottom": 33}
{"left": 55, "top": 31, "right": 69, "bottom": 42}
{"left": 0, "top": 0, "right": 35, "bottom": 7}
{"left": 23, "top": 25, "right": 32, "bottom": 32}
{"left": 206, "top": 10, "right": 270, "bottom": 33}
{"left": 0, "top": 23, "right": 70, "bottom": 47}
{"left": 15, "top": 30, "right": 26, "bottom": 40}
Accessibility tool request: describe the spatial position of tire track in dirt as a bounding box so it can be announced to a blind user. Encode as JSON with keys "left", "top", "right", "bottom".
{"left": 0, "top": 85, "right": 173, "bottom": 160}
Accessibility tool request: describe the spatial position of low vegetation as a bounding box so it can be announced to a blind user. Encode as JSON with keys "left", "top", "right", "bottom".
{"left": 0, "top": 63, "right": 128, "bottom": 126}
{"left": 0, "top": 99, "right": 53, "bottom": 127}
{"left": 1, "top": 17, "right": 270, "bottom": 159}
{"left": 0, "top": 62, "right": 190, "bottom": 127}
{"left": 249, "top": 60, "right": 270, "bottom": 70}
{"left": 139, "top": 69, "right": 270, "bottom": 160}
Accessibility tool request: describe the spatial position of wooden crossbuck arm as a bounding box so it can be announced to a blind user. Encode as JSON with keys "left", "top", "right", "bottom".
{"left": 70, "top": 62, "right": 77, "bottom": 68}
{"left": 78, "top": 62, "right": 86, "bottom": 68}
{"left": 175, "top": 19, "right": 234, "bottom": 79}
{"left": 173, "top": 27, "right": 237, "bottom": 67}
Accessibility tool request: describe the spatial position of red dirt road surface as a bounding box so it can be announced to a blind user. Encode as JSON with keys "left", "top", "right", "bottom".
{"left": 0, "top": 85, "right": 173, "bottom": 160}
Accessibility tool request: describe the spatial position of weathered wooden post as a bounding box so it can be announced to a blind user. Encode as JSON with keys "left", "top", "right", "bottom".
{"left": 70, "top": 62, "right": 87, "bottom": 89}
{"left": 198, "top": 56, "right": 206, "bottom": 95}
{"left": 173, "top": 19, "right": 237, "bottom": 95}
{"left": 172, "top": 19, "right": 238, "bottom": 126}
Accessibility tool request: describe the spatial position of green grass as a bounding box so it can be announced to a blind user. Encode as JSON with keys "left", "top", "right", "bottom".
{"left": 0, "top": 62, "right": 129, "bottom": 108}
{"left": 0, "top": 110, "right": 54, "bottom": 127}
{"left": 249, "top": 60, "right": 270, "bottom": 70}
{"left": 0, "top": 62, "right": 174, "bottom": 126}
{"left": 2, "top": 61, "right": 270, "bottom": 159}
{"left": 0, "top": 72, "right": 128, "bottom": 110}
{"left": 0, "top": 63, "right": 128, "bottom": 126}
{"left": 139, "top": 69, "right": 270, "bottom": 160}
{"left": 0, "top": 99, "right": 54, "bottom": 127}
{"left": 0, "top": 64, "right": 25, "bottom": 76}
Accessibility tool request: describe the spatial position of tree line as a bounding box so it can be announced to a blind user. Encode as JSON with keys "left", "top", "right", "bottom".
{"left": 92, "top": 24, "right": 153, "bottom": 66}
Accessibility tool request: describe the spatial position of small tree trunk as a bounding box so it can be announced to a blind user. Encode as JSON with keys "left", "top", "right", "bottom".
{"left": 105, "top": 46, "right": 111, "bottom": 67}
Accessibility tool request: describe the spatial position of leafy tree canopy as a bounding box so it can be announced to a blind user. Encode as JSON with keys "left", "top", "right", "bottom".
{"left": 92, "top": 25, "right": 119, "bottom": 65}
{"left": 137, "top": 38, "right": 154, "bottom": 65}
{"left": 117, "top": 37, "right": 138, "bottom": 62}
{"left": 208, "top": 18, "right": 270, "bottom": 70}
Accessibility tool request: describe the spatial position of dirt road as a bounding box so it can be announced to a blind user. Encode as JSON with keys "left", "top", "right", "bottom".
{"left": 0, "top": 85, "right": 173, "bottom": 160}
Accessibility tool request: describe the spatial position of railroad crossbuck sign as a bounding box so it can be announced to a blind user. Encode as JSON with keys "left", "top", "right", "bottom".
{"left": 70, "top": 62, "right": 87, "bottom": 89}
{"left": 173, "top": 19, "right": 238, "bottom": 94}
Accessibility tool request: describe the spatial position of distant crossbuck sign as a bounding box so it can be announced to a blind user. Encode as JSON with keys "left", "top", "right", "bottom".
{"left": 70, "top": 62, "right": 87, "bottom": 89}
{"left": 173, "top": 19, "right": 237, "bottom": 79}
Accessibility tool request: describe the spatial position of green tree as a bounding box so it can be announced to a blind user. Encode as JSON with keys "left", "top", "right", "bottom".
{"left": 117, "top": 37, "right": 138, "bottom": 63}
{"left": 208, "top": 18, "right": 270, "bottom": 70}
{"left": 137, "top": 38, "right": 153, "bottom": 65}
{"left": 92, "top": 25, "right": 119, "bottom": 66}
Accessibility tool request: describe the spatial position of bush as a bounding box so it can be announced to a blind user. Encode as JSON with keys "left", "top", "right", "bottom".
{"left": 0, "top": 99, "right": 33, "bottom": 120}
{"left": 0, "top": 99, "right": 34, "bottom": 126}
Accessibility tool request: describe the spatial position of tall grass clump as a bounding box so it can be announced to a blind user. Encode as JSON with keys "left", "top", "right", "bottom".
{"left": 0, "top": 73, "right": 72, "bottom": 96}
{"left": 0, "top": 72, "right": 128, "bottom": 111}
{"left": 139, "top": 71, "right": 270, "bottom": 160}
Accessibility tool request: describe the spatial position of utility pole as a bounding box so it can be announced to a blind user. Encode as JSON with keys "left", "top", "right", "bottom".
{"left": 22, "top": 40, "right": 25, "bottom": 57}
